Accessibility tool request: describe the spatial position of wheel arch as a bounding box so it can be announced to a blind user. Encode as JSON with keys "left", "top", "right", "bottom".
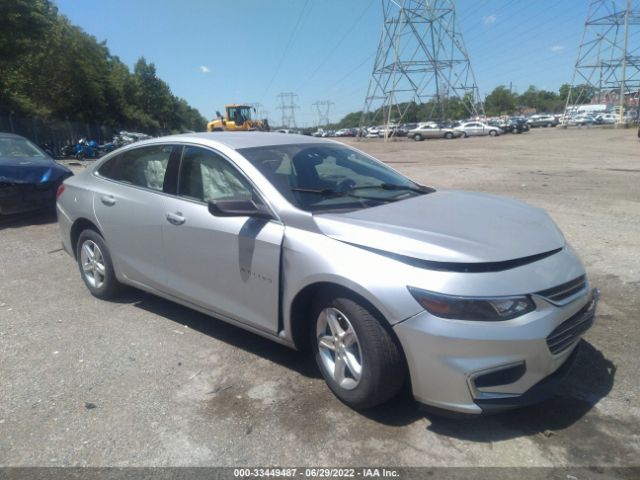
{"left": 70, "top": 218, "right": 103, "bottom": 259}
{"left": 288, "top": 281, "right": 407, "bottom": 361}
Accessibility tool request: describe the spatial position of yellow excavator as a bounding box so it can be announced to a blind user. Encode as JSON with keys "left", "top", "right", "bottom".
{"left": 207, "top": 104, "right": 270, "bottom": 132}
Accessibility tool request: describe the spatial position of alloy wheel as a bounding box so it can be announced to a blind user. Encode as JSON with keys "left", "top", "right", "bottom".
{"left": 316, "top": 307, "right": 363, "bottom": 390}
{"left": 80, "top": 239, "right": 106, "bottom": 289}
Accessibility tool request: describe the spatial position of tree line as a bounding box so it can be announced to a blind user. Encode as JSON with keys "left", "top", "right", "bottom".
{"left": 0, "top": 0, "right": 207, "bottom": 134}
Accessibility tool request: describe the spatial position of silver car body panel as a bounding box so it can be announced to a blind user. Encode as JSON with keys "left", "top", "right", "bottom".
{"left": 57, "top": 132, "right": 594, "bottom": 414}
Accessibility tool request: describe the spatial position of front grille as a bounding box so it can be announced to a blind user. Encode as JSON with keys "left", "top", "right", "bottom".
{"left": 536, "top": 275, "right": 587, "bottom": 303}
{"left": 546, "top": 298, "right": 596, "bottom": 355}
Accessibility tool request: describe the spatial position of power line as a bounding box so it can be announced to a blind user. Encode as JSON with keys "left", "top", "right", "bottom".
{"left": 296, "top": 0, "right": 375, "bottom": 91}
{"left": 259, "top": 0, "right": 311, "bottom": 103}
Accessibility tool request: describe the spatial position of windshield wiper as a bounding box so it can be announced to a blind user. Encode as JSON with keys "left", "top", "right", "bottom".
{"left": 290, "top": 187, "right": 343, "bottom": 196}
{"left": 347, "top": 183, "right": 433, "bottom": 194}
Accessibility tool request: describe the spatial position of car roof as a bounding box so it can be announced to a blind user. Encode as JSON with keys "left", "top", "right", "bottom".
{"left": 144, "top": 132, "right": 336, "bottom": 150}
{"left": 0, "top": 132, "right": 28, "bottom": 140}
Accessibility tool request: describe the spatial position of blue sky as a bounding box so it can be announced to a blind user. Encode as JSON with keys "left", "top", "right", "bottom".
{"left": 55, "top": 0, "right": 587, "bottom": 126}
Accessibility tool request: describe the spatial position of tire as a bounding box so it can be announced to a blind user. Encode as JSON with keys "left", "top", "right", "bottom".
{"left": 461, "top": 131, "right": 468, "bottom": 138}
{"left": 76, "top": 229, "right": 122, "bottom": 300}
{"left": 444, "top": 132, "right": 453, "bottom": 139}
{"left": 489, "top": 129, "right": 498, "bottom": 136}
{"left": 413, "top": 134, "right": 423, "bottom": 141}
{"left": 310, "top": 291, "right": 406, "bottom": 410}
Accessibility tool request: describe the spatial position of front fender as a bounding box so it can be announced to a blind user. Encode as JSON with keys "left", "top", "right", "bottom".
{"left": 280, "top": 228, "right": 424, "bottom": 344}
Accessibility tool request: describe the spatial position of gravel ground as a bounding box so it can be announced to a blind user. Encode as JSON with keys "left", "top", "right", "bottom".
{"left": 0, "top": 127, "right": 638, "bottom": 468}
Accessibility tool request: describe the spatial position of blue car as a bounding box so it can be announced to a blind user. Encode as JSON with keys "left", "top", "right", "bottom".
{"left": 0, "top": 132, "right": 73, "bottom": 215}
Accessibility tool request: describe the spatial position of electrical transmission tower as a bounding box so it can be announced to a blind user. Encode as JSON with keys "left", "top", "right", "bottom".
{"left": 277, "top": 92, "right": 299, "bottom": 128}
{"left": 565, "top": 0, "right": 640, "bottom": 124}
{"left": 361, "top": 0, "right": 483, "bottom": 140}
{"left": 312, "top": 100, "right": 334, "bottom": 126}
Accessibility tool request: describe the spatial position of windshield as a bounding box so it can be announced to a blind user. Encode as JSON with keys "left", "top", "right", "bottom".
{"left": 238, "top": 143, "right": 430, "bottom": 212}
{"left": 0, "top": 137, "right": 47, "bottom": 162}
{"left": 228, "top": 106, "right": 252, "bottom": 125}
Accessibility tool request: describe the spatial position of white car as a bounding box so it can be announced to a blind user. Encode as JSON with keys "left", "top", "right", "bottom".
{"left": 455, "top": 122, "right": 501, "bottom": 137}
{"left": 595, "top": 113, "right": 618, "bottom": 124}
{"left": 569, "top": 115, "right": 596, "bottom": 126}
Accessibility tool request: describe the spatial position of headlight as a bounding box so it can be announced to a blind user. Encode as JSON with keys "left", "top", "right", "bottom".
{"left": 408, "top": 287, "right": 535, "bottom": 321}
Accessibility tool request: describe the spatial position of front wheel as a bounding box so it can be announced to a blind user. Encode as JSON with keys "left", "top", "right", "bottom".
{"left": 461, "top": 131, "right": 468, "bottom": 138}
{"left": 489, "top": 129, "right": 498, "bottom": 136}
{"left": 444, "top": 132, "right": 453, "bottom": 139}
{"left": 76, "top": 229, "right": 122, "bottom": 299}
{"left": 413, "top": 134, "right": 423, "bottom": 141}
{"left": 311, "top": 292, "right": 406, "bottom": 410}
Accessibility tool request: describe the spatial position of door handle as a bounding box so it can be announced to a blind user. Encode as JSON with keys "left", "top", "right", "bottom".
{"left": 166, "top": 212, "right": 186, "bottom": 226}
{"left": 100, "top": 195, "right": 116, "bottom": 206}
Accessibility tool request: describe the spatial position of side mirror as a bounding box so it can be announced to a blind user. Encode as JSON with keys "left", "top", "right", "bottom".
{"left": 208, "top": 197, "right": 273, "bottom": 220}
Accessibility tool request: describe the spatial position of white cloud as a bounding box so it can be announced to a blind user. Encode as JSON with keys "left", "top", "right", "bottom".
{"left": 483, "top": 14, "right": 497, "bottom": 25}
{"left": 199, "top": 65, "right": 210, "bottom": 73}
{"left": 551, "top": 45, "right": 565, "bottom": 52}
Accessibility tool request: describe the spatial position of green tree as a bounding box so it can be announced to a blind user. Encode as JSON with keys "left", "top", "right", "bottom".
{"left": 485, "top": 86, "right": 517, "bottom": 116}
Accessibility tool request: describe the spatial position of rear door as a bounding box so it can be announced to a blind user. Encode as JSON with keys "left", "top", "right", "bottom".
{"left": 161, "top": 145, "right": 284, "bottom": 334}
{"left": 466, "top": 123, "right": 483, "bottom": 135}
{"left": 93, "top": 144, "right": 176, "bottom": 291}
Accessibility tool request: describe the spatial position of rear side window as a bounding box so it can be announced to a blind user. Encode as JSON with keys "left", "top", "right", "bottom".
{"left": 98, "top": 145, "right": 172, "bottom": 191}
{"left": 177, "top": 146, "right": 253, "bottom": 203}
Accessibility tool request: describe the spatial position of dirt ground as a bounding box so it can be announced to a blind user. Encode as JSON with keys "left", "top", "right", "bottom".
{"left": 0, "top": 127, "right": 638, "bottom": 469}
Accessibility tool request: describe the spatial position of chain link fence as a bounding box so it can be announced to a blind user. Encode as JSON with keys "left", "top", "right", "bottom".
{"left": 0, "top": 113, "right": 120, "bottom": 157}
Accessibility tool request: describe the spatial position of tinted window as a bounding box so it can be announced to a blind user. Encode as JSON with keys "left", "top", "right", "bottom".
{"left": 98, "top": 145, "right": 171, "bottom": 191}
{"left": 177, "top": 146, "right": 252, "bottom": 203}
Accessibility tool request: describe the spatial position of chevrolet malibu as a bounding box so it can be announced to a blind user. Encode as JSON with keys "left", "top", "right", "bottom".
{"left": 57, "top": 132, "right": 598, "bottom": 414}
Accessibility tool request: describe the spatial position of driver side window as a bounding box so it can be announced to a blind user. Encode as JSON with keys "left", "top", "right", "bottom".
{"left": 177, "top": 146, "right": 253, "bottom": 203}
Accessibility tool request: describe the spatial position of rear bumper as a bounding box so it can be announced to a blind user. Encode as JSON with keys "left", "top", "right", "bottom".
{"left": 0, "top": 182, "right": 58, "bottom": 215}
{"left": 393, "top": 288, "right": 598, "bottom": 415}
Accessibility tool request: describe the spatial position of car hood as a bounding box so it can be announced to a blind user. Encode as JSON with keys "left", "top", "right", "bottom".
{"left": 314, "top": 190, "right": 565, "bottom": 264}
{"left": 0, "top": 157, "right": 72, "bottom": 184}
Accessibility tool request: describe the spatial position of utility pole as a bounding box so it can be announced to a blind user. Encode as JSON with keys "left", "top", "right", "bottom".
{"left": 565, "top": 0, "right": 640, "bottom": 126}
{"left": 277, "top": 92, "right": 299, "bottom": 128}
{"left": 360, "top": 0, "right": 483, "bottom": 141}
{"left": 312, "top": 100, "right": 334, "bottom": 127}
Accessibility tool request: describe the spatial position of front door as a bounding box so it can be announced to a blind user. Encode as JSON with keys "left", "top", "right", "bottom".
{"left": 162, "top": 145, "right": 284, "bottom": 334}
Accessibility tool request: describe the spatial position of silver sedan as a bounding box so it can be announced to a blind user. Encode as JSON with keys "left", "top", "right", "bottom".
{"left": 407, "top": 123, "right": 462, "bottom": 141}
{"left": 57, "top": 132, "right": 597, "bottom": 414}
{"left": 455, "top": 121, "right": 502, "bottom": 137}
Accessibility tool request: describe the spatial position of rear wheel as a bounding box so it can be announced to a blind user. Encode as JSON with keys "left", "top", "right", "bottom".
{"left": 76, "top": 229, "right": 122, "bottom": 299}
{"left": 311, "top": 291, "right": 406, "bottom": 410}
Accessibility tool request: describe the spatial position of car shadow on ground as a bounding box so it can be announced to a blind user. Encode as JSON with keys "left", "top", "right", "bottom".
{"left": 121, "top": 290, "right": 321, "bottom": 380}
{"left": 115, "top": 288, "right": 615, "bottom": 437}
{"left": 0, "top": 209, "right": 57, "bottom": 229}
